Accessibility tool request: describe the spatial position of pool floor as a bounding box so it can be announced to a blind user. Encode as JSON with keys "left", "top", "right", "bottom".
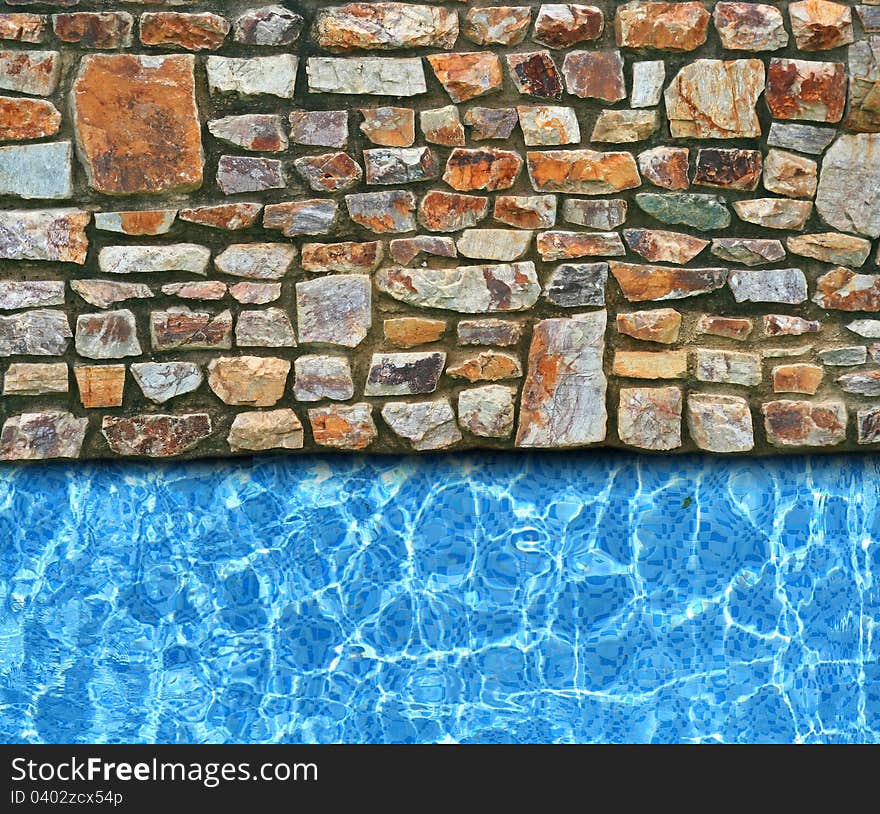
{"left": 0, "top": 452, "right": 877, "bottom": 743}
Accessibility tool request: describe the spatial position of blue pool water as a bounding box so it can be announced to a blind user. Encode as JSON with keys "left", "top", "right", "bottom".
{"left": 0, "top": 452, "right": 878, "bottom": 744}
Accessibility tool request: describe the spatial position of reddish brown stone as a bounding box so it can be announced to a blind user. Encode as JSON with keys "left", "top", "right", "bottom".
{"left": 420, "top": 105, "right": 465, "bottom": 146}
{"left": 813, "top": 267, "right": 880, "bottom": 311}
{"left": 533, "top": 4, "right": 604, "bottom": 48}
{"left": 384, "top": 317, "right": 447, "bottom": 348}
{"left": 772, "top": 363, "right": 823, "bottom": 395}
{"left": 301, "top": 241, "right": 383, "bottom": 273}
{"left": 637, "top": 147, "right": 689, "bottom": 190}
{"left": 53, "top": 12, "right": 133, "bottom": 48}
{"left": 506, "top": 51, "right": 564, "bottom": 99}
{"left": 713, "top": 2, "right": 789, "bottom": 51}
{"left": 72, "top": 54, "right": 203, "bottom": 195}
{"left": 294, "top": 152, "right": 362, "bottom": 192}
{"left": 0, "top": 13, "right": 45, "bottom": 43}
{"left": 494, "top": 195, "right": 557, "bottom": 229}
{"left": 615, "top": 1, "right": 710, "bottom": 51}
{"left": 346, "top": 190, "right": 415, "bottom": 233}
{"left": 74, "top": 365, "right": 125, "bottom": 409}
{"left": 150, "top": 309, "right": 233, "bottom": 352}
{"left": 162, "top": 281, "right": 226, "bottom": 302}
{"left": 390, "top": 235, "right": 457, "bottom": 265}
{"left": 789, "top": 0, "right": 853, "bottom": 51}
{"left": 360, "top": 107, "right": 415, "bottom": 147}
{"left": 102, "top": 414, "right": 213, "bottom": 457}
{"left": 419, "top": 190, "right": 490, "bottom": 231}
{"left": 443, "top": 148, "right": 522, "bottom": 192}
{"left": 616, "top": 309, "right": 681, "bottom": 344}
{"left": 611, "top": 262, "right": 728, "bottom": 302}
{"left": 427, "top": 52, "right": 503, "bottom": 102}
{"left": 763, "top": 400, "right": 847, "bottom": 447}
{"left": 561, "top": 50, "right": 625, "bottom": 102}
{"left": 208, "top": 114, "right": 288, "bottom": 153}
{"left": 178, "top": 203, "right": 262, "bottom": 231}
{"left": 766, "top": 58, "right": 846, "bottom": 123}
{"left": 0, "top": 49, "right": 60, "bottom": 96}
{"left": 695, "top": 315, "right": 754, "bottom": 341}
{"left": 0, "top": 96, "right": 59, "bottom": 141}
{"left": 139, "top": 12, "right": 229, "bottom": 51}
{"left": 527, "top": 150, "right": 641, "bottom": 194}
{"left": 693, "top": 148, "right": 762, "bottom": 191}
{"left": 536, "top": 230, "right": 624, "bottom": 261}
{"left": 447, "top": 351, "right": 522, "bottom": 382}
{"left": 623, "top": 229, "right": 708, "bottom": 264}
{"left": 309, "top": 404, "right": 378, "bottom": 450}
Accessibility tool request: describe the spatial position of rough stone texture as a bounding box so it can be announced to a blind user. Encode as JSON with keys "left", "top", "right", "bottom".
{"left": 314, "top": 4, "right": 458, "bottom": 51}
{"left": 4, "top": 363, "right": 68, "bottom": 396}
{"left": 376, "top": 263, "right": 540, "bottom": 313}
{"left": 0, "top": 411, "right": 87, "bottom": 461}
{"left": 517, "top": 312, "right": 607, "bottom": 448}
{"left": 296, "top": 275, "right": 372, "bottom": 347}
{"left": 131, "top": 362, "right": 202, "bottom": 404}
{"left": 562, "top": 50, "right": 625, "bottom": 102}
{"left": 309, "top": 403, "right": 377, "bottom": 450}
{"left": 427, "top": 52, "right": 501, "bottom": 102}
{"left": 458, "top": 385, "right": 516, "bottom": 438}
{"left": 293, "top": 355, "right": 354, "bottom": 402}
{"left": 533, "top": 5, "right": 604, "bottom": 49}
{"left": 618, "top": 386, "right": 682, "bottom": 451}
{"left": 617, "top": 309, "right": 681, "bottom": 344}
{"left": 816, "top": 134, "right": 880, "bottom": 237}
{"left": 0, "top": 96, "right": 60, "bottom": 141}
{"left": 209, "top": 55, "right": 298, "bottom": 98}
{"left": 151, "top": 308, "right": 233, "bottom": 352}
{"left": 687, "top": 394, "right": 754, "bottom": 453}
{"left": 611, "top": 263, "right": 728, "bottom": 302}
{"left": 665, "top": 59, "right": 765, "bottom": 139}
{"left": 527, "top": 150, "right": 640, "bottom": 193}
{"left": 207, "top": 356, "right": 289, "bottom": 407}
{"left": 763, "top": 400, "right": 847, "bottom": 447}
{"left": 713, "top": 3, "right": 788, "bottom": 52}
{"left": 227, "top": 409, "right": 304, "bottom": 453}
{"left": 102, "top": 414, "right": 212, "bottom": 458}
{"left": 766, "top": 58, "right": 846, "bottom": 123}
{"left": 72, "top": 54, "right": 203, "bottom": 195}
{"left": 728, "top": 268, "right": 809, "bottom": 304}
{"left": 75, "top": 310, "right": 141, "bottom": 360}
{"left": 0, "top": 49, "right": 59, "bottom": 95}
{"left": 4, "top": 1, "right": 880, "bottom": 459}
{"left": 615, "top": 2, "right": 709, "bottom": 52}
{"left": 382, "top": 399, "right": 462, "bottom": 450}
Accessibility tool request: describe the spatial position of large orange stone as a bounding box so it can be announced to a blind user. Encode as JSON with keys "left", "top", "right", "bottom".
{"left": 72, "top": 54, "right": 203, "bottom": 195}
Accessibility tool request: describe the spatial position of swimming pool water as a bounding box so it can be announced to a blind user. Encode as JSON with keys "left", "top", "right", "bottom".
{"left": 0, "top": 452, "right": 877, "bottom": 744}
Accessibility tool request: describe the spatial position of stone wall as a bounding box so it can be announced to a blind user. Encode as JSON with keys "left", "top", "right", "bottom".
{"left": 1, "top": 0, "right": 879, "bottom": 459}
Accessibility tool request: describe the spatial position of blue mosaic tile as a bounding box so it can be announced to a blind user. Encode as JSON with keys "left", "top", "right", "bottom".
{"left": 0, "top": 453, "right": 878, "bottom": 744}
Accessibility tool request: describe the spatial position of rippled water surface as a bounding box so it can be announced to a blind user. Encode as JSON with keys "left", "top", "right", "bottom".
{"left": 0, "top": 452, "right": 878, "bottom": 744}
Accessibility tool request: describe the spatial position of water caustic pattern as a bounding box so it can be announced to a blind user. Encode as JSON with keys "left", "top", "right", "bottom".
{"left": 0, "top": 454, "right": 879, "bottom": 744}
